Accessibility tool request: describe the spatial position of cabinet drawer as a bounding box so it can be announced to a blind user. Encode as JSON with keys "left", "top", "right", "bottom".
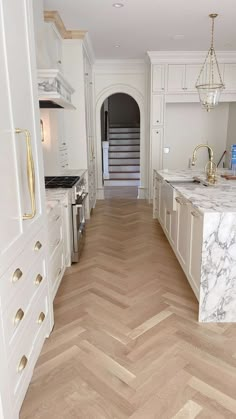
{"left": 48, "top": 217, "right": 63, "bottom": 260}
{"left": 3, "top": 257, "right": 47, "bottom": 351}
{"left": 0, "top": 228, "right": 46, "bottom": 310}
{"left": 49, "top": 242, "right": 65, "bottom": 299}
{"left": 8, "top": 285, "right": 49, "bottom": 406}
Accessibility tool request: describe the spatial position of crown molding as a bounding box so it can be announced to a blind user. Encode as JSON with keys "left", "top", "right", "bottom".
{"left": 147, "top": 50, "right": 236, "bottom": 64}
{"left": 94, "top": 59, "right": 145, "bottom": 74}
{"left": 44, "top": 11, "right": 87, "bottom": 39}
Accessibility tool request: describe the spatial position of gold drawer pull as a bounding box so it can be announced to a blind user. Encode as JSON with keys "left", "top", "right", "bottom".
{"left": 54, "top": 215, "right": 60, "bottom": 221}
{"left": 17, "top": 355, "right": 28, "bottom": 373}
{"left": 34, "top": 241, "right": 42, "bottom": 251}
{"left": 12, "top": 268, "right": 23, "bottom": 283}
{"left": 175, "top": 197, "right": 184, "bottom": 205}
{"left": 15, "top": 129, "right": 36, "bottom": 220}
{"left": 37, "top": 312, "right": 45, "bottom": 324}
{"left": 191, "top": 210, "right": 200, "bottom": 218}
{"left": 14, "top": 308, "right": 24, "bottom": 325}
{"left": 35, "top": 274, "right": 43, "bottom": 285}
{"left": 57, "top": 268, "right": 62, "bottom": 278}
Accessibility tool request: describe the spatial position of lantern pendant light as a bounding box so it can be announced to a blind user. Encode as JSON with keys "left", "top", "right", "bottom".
{"left": 196, "top": 14, "right": 225, "bottom": 112}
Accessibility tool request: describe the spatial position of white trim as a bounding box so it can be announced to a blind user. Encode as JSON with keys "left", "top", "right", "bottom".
{"left": 147, "top": 51, "right": 236, "bottom": 64}
{"left": 83, "top": 33, "right": 95, "bottom": 65}
{"left": 95, "top": 84, "right": 145, "bottom": 199}
{"left": 138, "top": 186, "right": 147, "bottom": 199}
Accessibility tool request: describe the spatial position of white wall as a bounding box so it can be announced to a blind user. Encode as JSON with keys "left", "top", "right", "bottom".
{"left": 226, "top": 103, "right": 236, "bottom": 168}
{"left": 164, "top": 103, "right": 229, "bottom": 170}
{"left": 62, "top": 39, "right": 88, "bottom": 170}
{"left": 94, "top": 60, "right": 146, "bottom": 198}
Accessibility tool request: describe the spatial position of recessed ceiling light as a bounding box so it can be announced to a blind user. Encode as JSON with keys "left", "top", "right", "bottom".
{"left": 115, "top": 44, "right": 120, "bottom": 48}
{"left": 113, "top": 3, "right": 124, "bottom": 8}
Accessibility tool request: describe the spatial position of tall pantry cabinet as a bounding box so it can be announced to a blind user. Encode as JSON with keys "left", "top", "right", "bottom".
{"left": 0, "top": 1, "right": 53, "bottom": 418}
{"left": 84, "top": 50, "right": 96, "bottom": 211}
{"left": 62, "top": 38, "right": 97, "bottom": 215}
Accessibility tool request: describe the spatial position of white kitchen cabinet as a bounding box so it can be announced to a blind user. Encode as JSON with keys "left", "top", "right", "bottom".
{"left": 224, "top": 64, "right": 236, "bottom": 90}
{"left": 152, "top": 94, "right": 164, "bottom": 126}
{"left": 0, "top": 1, "right": 53, "bottom": 417}
{"left": 188, "top": 207, "right": 203, "bottom": 298}
{"left": 167, "top": 64, "right": 201, "bottom": 92}
{"left": 44, "top": 22, "right": 63, "bottom": 71}
{"left": 175, "top": 195, "right": 190, "bottom": 272}
{"left": 167, "top": 65, "right": 185, "bottom": 92}
{"left": 185, "top": 64, "right": 202, "bottom": 90}
{"left": 152, "top": 64, "right": 166, "bottom": 92}
{"left": 151, "top": 128, "right": 163, "bottom": 171}
{"left": 84, "top": 50, "right": 96, "bottom": 212}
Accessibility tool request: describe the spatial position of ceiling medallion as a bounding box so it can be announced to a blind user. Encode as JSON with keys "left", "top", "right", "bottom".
{"left": 196, "top": 14, "right": 225, "bottom": 112}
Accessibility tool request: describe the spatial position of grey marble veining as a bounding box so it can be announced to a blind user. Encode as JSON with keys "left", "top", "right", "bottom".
{"left": 200, "top": 212, "right": 236, "bottom": 322}
{"left": 155, "top": 169, "right": 236, "bottom": 323}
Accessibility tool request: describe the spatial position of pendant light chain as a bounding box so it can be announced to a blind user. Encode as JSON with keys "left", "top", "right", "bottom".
{"left": 195, "top": 13, "right": 224, "bottom": 111}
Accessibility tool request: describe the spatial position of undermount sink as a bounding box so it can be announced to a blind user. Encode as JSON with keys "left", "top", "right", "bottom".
{"left": 169, "top": 179, "right": 209, "bottom": 187}
{"left": 168, "top": 179, "right": 201, "bottom": 184}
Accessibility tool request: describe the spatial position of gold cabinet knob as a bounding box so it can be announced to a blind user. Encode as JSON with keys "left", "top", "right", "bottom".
{"left": 12, "top": 268, "right": 23, "bottom": 283}
{"left": 37, "top": 312, "right": 45, "bottom": 324}
{"left": 17, "top": 355, "right": 28, "bottom": 373}
{"left": 34, "top": 274, "right": 43, "bottom": 286}
{"left": 34, "top": 241, "right": 42, "bottom": 251}
{"left": 14, "top": 308, "right": 24, "bottom": 325}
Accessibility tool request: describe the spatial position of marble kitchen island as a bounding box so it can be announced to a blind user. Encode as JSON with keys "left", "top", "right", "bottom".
{"left": 153, "top": 169, "right": 236, "bottom": 323}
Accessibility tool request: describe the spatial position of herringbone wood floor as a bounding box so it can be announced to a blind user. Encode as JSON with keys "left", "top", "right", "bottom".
{"left": 21, "top": 199, "right": 236, "bottom": 419}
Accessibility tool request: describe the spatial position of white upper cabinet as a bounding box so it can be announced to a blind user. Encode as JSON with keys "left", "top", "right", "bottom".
{"left": 167, "top": 65, "right": 185, "bottom": 91}
{"left": 44, "top": 23, "right": 63, "bottom": 71}
{"left": 152, "top": 94, "right": 164, "bottom": 126}
{"left": 152, "top": 64, "right": 165, "bottom": 92}
{"left": 185, "top": 64, "right": 202, "bottom": 90}
{"left": 167, "top": 64, "right": 201, "bottom": 92}
{"left": 224, "top": 64, "right": 236, "bottom": 90}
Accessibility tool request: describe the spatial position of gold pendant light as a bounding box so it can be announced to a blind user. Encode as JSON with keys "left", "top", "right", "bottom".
{"left": 196, "top": 14, "right": 225, "bottom": 112}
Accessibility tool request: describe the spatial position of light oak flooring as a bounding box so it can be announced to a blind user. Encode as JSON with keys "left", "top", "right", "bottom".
{"left": 21, "top": 199, "right": 236, "bottom": 419}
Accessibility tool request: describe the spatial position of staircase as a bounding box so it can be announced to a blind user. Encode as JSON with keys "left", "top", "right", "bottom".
{"left": 104, "top": 127, "right": 140, "bottom": 186}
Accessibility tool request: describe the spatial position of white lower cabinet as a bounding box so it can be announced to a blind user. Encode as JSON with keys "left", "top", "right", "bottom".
{"left": 47, "top": 201, "right": 66, "bottom": 300}
{"left": 175, "top": 195, "right": 190, "bottom": 271}
{"left": 188, "top": 208, "right": 203, "bottom": 299}
{"left": 153, "top": 174, "right": 202, "bottom": 300}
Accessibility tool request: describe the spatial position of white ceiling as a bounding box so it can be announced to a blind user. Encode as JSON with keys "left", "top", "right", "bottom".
{"left": 44, "top": 0, "right": 236, "bottom": 59}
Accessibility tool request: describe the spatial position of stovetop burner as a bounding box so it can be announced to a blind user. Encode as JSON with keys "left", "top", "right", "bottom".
{"left": 45, "top": 176, "right": 80, "bottom": 188}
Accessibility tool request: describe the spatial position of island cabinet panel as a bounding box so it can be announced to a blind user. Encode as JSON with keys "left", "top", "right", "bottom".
{"left": 188, "top": 208, "right": 203, "bottom": 299}
{"left": 175, "top": 196, "right": 190, "bottom": 272}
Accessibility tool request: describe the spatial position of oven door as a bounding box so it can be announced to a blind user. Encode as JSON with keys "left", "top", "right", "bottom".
{"left": 71, "top": 194, "right": 87, "bottom": 263}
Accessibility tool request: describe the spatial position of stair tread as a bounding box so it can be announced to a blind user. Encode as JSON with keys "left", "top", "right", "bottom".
{"left": 109, "top": 178, "right": 140, "bottom": 180}
{"left": 109, "top": 171, "right": 140, "bottom": 174}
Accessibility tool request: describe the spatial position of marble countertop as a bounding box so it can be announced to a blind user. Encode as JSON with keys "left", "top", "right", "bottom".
{"left": 155, "top": 169, "right": 236, "bottom": 213}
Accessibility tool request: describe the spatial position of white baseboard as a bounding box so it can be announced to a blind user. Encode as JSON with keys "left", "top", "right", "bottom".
{"left": 97, "top": 187, "right": 105, "bottom": 200}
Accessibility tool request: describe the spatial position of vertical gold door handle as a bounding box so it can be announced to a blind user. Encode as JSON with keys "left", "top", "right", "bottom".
{"left": 15, "top": 129, "right": 36, "bottom": 220}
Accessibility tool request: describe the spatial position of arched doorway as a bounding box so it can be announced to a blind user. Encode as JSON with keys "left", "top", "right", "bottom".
{"left": 95, "top": 85, "right": 145, "bottom": 200}
{"left": 101, "top": 93, "right": 140, "bottom": 198}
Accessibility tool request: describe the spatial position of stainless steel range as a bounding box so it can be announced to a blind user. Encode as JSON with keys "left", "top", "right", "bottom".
{"left": 45, "top": 176, "right": 88, "bottom": 262}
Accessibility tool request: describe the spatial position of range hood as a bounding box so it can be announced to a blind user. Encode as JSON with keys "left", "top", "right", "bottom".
{"left": 38, "top": 69, "right": 75, "bottom": 109}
